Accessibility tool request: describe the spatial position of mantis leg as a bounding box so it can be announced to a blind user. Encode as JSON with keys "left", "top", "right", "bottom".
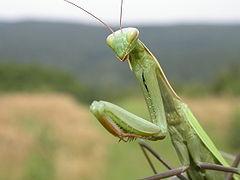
{"left": 138, "top": 140, "right": 187, "bottom": 180}
{"left": 140, "top": 166, "right": 189, "bottom": 180}
{"left": 142, "top": 161, "right": 240, "bottom": 180}
{"left": 90, "top": 101, "right": 167, "bottom": 140}
{"left": 139, "top": 141, "right": 157, "bottom": 174}
{"left": 197, "top": 162, "right": 240, "bottom": 174}
{"left": 226, "top": 153, "right": 240, "bottom": 180}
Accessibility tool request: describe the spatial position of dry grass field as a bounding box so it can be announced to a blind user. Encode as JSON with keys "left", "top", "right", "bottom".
{"left": 0, "top": 93, "right": 108, "bottom": 180}
{"left": 0, "top": 93, "right": 239, "bottom": 180}
{"left": 186, "top": 96, "right": 240, "bottom": 124}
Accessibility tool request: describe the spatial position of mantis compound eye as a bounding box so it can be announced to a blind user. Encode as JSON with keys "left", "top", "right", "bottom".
{"left": 106, "top": 34, "right": 114, "bottom": 48}
{"left": 127, "top": 28, "right": 139, "bottom": 43}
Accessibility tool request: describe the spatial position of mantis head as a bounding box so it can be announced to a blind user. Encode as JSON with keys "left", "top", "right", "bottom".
{"left": 64, "top": 0, "right": 135, "bottom": 61}
{"left": 106, "top": 28, "right": 139, "bottom": 61}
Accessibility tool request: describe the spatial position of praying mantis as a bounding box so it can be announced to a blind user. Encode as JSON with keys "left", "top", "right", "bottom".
{"left": 64, "top": 0, "right": 240, "bottom": 179}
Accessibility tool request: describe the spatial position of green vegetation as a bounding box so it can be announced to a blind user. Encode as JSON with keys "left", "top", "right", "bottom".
{"left": 1, "top": 22, "right": 240, "bottom": 99}
{"left": 213, "top": 65, "right": 240, "bottom": 95}
{"left": 228, "top": 109, "right": 240, "bottom": 150}
{"left": 105, "top": 137, "right": 179, "bottom": 180}
{"left": 0, "top": 121, "right": 56, "bottom": 180}
{"left": 0, "top": 63, "right": 94, "bottom": 102}
{"left": 21, "top": 118, "right": 56, "bottom": 180}
{"left": 175, "top": 82, "right": 210, "bottom": 97}
{"left": 1, "top": 22, "right": 240, "bottom": 90}
{"left": 175, "top": 65, "right": 240, "bottom": 97}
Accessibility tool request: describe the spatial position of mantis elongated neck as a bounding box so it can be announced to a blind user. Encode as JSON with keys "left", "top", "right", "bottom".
{"left": 129, "top": 40, "right": 181, "bottom": 116}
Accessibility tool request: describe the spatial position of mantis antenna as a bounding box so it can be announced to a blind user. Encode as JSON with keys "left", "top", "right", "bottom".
{"left": 64, "top": 0, "right": 114, "bottom": 33}
{"left": 120, "top": 0, "right": 124, "bottom": 30}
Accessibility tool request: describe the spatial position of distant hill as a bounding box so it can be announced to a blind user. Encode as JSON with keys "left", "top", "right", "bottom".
{"left": 0, "top": 21, "right": 240, "bottom": 91}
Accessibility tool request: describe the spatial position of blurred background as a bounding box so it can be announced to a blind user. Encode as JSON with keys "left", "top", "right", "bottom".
{"left": 0, "top": 0, "right": 240, "bottom": 179}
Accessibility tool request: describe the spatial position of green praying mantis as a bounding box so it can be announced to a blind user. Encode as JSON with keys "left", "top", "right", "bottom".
{"left": 64, "top": 0, "right": 240, "bottom": 179}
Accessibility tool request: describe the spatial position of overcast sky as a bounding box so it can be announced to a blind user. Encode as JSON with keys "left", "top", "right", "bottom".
{"left": 1, "top": 0, "right": 240, "bottom": 25}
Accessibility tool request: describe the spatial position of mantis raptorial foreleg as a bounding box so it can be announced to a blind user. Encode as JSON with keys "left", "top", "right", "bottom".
{"left": 90, "top": 101, "right": 166, "bottom": 141}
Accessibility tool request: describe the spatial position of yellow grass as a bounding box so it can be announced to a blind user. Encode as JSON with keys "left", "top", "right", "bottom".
{"left": 184, "top": 96, "right": 240, "bottom": 136}
{"left": 0, "top": 93, "right": 108, "bottom": 180}
{"left": 0, "top": 94, "right": 239, "bottom": 180}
